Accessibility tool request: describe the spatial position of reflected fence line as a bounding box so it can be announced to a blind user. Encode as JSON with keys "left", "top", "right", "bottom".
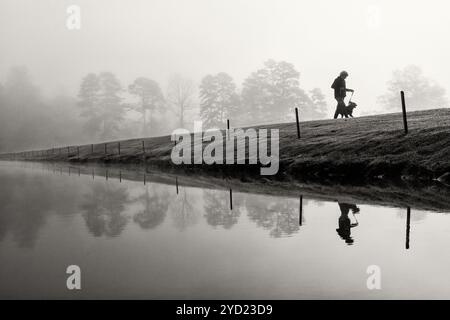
{"left": 1, "top": 160, "right": 419, "bottom": 246}
{"left": 0, "top": 91, "right": 412, "bottom": 161}
{"left": 406, "top": 206, "right": 411, "bottom": 250}
{"left": 299, "top": 195, "right": 303, "bottom": 226}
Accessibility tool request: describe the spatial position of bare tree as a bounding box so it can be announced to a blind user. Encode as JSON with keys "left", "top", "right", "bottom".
{"left": 167, "top": 74, "right": 195, "bottom": 128}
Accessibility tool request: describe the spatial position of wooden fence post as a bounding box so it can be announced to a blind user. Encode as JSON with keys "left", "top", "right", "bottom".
{"left": 295, "top": 108, "right": 301, "bottom": 139}
{"left": 401, "top": 91, "right": 408, "bottom": 134}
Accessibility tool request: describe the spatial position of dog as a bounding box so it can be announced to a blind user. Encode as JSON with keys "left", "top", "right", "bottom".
{"left": 337, "top": 101, "right": 357, "bottom": 118}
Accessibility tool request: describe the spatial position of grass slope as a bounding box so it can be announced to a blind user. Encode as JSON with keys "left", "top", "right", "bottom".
{"left": 2, "top": 108, "right": 450, "bottom": 183}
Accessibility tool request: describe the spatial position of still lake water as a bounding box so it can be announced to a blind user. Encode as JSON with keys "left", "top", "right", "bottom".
{"left": 1, "top": 161, "right": 450, "bottom": 299}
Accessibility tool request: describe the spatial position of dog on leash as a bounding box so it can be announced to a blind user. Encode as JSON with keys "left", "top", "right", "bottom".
{"left": 336, "top": 101, "right": 357, "bottom": 118}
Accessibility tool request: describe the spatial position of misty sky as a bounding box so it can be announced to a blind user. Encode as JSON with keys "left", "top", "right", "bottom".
{"left": 1, "top": 0, "right": 449, "bottom": 114}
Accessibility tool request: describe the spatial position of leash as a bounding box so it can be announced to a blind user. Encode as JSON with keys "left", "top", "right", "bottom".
{"left": 349, "top": 91, "right": 354, "bottom": 103}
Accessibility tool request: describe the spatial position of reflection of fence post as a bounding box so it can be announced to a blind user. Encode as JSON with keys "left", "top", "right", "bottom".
{"left": 295, "top": 108, "right": 301, "bottom": 139}
{"left": 106, "top": 169, "right": 108, "bottom": 180}
{"left": 299, "top": 195, "right": 303, "bottom": 226}
{"left": 229, "top": 188, "right": 233, "bottom": 211}
{"left": 143, "top": 174, "right": 146, "bottom": 185}
{"left": 119, "top": 171, "right": 122, "bottom": 182}
{"left": 401, "top": 91, "right": 408, "bottom": 135}
{"left": 176, "top": 177, "right": 179, "bottom": 194}
{"left": 406, "top": 206, "right": 411, "bottom": 250}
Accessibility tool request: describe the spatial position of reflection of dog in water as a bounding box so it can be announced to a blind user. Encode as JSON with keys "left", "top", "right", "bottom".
{"left": 336, "top": 203, "right": 360, "bottom": 245}
{"left": 336, "top": 101, "right": 357, "bottom": 118}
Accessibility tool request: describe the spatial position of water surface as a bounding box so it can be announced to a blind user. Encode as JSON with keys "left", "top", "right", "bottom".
{"left": 1, "top": 161, "right": 449, "bottom": 299}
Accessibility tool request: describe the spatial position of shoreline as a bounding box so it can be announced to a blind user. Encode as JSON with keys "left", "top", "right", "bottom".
{"left": 1, "top": 108, "right": 450, "bottom": 186}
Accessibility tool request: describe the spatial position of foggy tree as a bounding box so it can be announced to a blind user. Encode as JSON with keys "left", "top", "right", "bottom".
{"left": 0, "top": 66, "right": 47, "bottom": 151}
{"left": 128, "top": 77, "right": 165, "bottom": 135}
{"left": 0, "top": 66, "right": 87, "bottom": 152}
{"left": 167, "top": 74, "right": 195, "bottom": 128}
{"left": 378, "top": 65, "right": 448, "bottom": 111}
{"left": 98, "top": 72, "right": 125, "bottom": 139}
{"left": 240, "top": 59, "right": 324, "bottom": 124}
{"left": 199, "top": 72, "right": 240, "bottom": 129}
{"left": 77, "top": 72, "right": 125, "bottom": 140}
{"left": 308, "top": 88, "right": 328, "bottom": 119}
{"left": 77, "top": 73, "right": 101, "bottom": 137}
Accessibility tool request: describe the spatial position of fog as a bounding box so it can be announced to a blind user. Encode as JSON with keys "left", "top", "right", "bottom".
{"left": 1, "top": 0, "right": 449, "bottom": 152}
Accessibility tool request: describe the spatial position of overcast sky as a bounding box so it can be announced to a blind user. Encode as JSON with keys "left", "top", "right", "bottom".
{"left": 1, "top": 0, "right": 449, "bottom": 114}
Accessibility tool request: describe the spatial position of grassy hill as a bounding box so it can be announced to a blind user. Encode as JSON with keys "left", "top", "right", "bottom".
{"left": 2, "top": 108, "right": 450, "bottom": 184}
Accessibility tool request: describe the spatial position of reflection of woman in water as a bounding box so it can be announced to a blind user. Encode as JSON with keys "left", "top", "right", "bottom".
{"left": 336, "top": 203, "right": 360, "bottom": 245}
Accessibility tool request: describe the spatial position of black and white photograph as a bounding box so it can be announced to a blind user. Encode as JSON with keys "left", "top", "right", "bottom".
{"left": 1, "top": 0, "right": 450, "bottom": 313}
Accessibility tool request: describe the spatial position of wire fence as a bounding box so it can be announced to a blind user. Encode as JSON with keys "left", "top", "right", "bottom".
{"left": 0, "top": 91, "right": 411, "bottom": 161}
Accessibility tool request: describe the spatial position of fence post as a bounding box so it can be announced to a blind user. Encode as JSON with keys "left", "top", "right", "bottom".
{"left": 91, "top": 144, "right": 94, "bottom": 154}
{"left": 77, "top": 146, "right": 80, "bottom": 159}
{"left": 229, "top": 188, "right": 233, "bottom": 211}
{"left": 299, "top": 195, "right": 303, "bottom": 226}
{"left": 67, "top": 146, "right": 70, "bottom": 156}
{"left": 227, "top": 119, "right": 230, "bottom": 140}
{"left": 406, "top": 206, "right": 411, "bottom": 250}
{"left": 104, "top": 143, "right": 107, "bottom": 155}
{"left": 401, "top": 91, "right": 408, "bottom": 134}
{"left": 295, "top": 108, "right": 301, "bottom": 139}
{"left": 118, "top": 142, "right": 121, "bottom": 155}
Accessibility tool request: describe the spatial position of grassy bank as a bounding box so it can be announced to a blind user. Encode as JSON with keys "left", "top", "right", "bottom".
{"left": 2, "top": 108, "right": 450, "bottom": 184}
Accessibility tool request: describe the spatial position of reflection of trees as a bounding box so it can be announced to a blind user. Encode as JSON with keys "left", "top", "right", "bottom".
{"left": 245, "top": 195, "right": 299, "bottom": 238}
{"left": 81, "top": 182, "right": 130, "bottom": 237}
{"left": 203, "top": 190, "right": 241, "bottom": 229}
{"left": 171, "top": 189, "right": 198, "bottom": 231}
{"left": 0, "top": 171, "right": 81, "bottom": 247}
{"left": 133, "top": 185, "right": 169, "bottom": 230}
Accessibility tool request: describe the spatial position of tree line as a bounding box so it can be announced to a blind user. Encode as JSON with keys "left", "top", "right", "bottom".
{"left": 0, "top": 62, "right": 447, "bottom": 153}
{"left": 77, "top": 59, "right": 329, "bottom": 141}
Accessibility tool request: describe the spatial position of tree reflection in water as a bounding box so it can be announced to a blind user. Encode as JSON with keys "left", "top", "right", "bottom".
{"left": 170, "top": 188, "right": 198, "bottom": 231}
{"left": 0, "top": 171, "right": 83, "bottom": 247}
{"left": 245, "top": 195, "right": 299, "bottom": 238}
{"left": 203, "top": 189, "right": 242, "bottom": 229}
{"left": 133, "top": 185, "right": 170, "bottom": 230}
{"left": 81, "top": 182, "right": 130, "bottom": 237}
